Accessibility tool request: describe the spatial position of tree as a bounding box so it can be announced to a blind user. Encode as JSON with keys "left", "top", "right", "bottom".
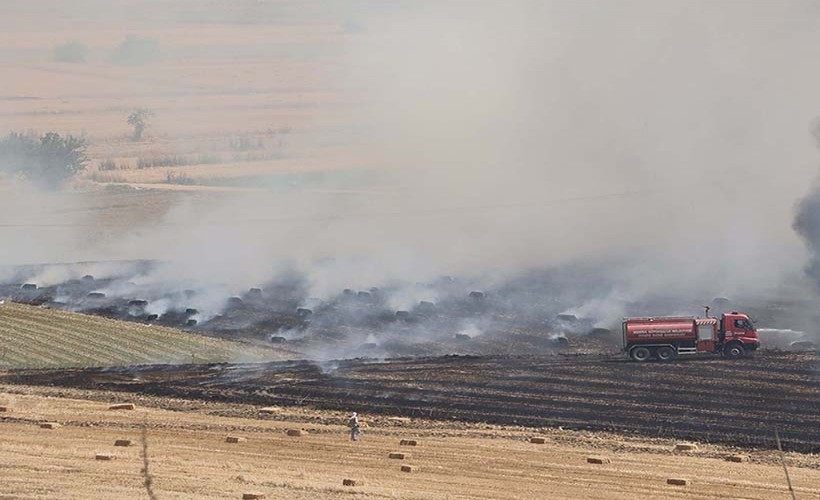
{"left": 0, "top": 132, "right": 88, "bottom": 190}
{"left": 127, "top": 108, "right": 153, "bottom": 141}
{"left": 109, "top": 35, "right": 161, "bottom": 65}
{"left": 53, "top": 41, "right": 89, "bottom": 63}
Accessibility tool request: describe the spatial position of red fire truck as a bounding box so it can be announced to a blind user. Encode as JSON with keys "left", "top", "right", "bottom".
{"left": 622, "top": 309, "right": 760, "bottom": 361}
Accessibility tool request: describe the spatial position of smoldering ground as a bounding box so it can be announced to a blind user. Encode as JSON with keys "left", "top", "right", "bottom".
{"left": 4, "top": 1, "right": 820, "bottom": 357}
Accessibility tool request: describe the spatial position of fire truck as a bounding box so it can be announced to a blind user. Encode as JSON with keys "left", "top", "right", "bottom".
{"left": 622, "top": 309, "right": 760, "bottom": 361}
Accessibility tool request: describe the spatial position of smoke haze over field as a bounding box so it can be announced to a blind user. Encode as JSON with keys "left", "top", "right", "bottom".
{"left": 4, "top": 0, "right": 820, "bottom": 329}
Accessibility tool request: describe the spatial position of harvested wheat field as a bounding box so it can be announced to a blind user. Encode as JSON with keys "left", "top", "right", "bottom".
{"left": 0, "top": 302, "right": 286, "bottom": 368}
{"left": 1, "top": 389, "right": 819, "bottom": 500}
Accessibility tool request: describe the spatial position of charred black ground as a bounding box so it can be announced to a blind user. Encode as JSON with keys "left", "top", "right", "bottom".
{"left": 3, "top": 261, "right": 818, "bottom": 359}
{"left": 4, "top": 351, "right": 819, "bottom": 453}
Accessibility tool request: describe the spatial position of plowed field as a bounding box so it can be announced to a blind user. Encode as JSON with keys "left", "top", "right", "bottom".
{"left": 6, "top": 351, "right": 819, "bottom": 452}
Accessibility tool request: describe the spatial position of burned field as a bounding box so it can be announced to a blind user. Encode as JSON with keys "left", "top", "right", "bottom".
{"left": 4, "top": 261, "right": 820, "bottom": 454}
{"left": 7, "top": 260, "right": 816, "bottom": 359}
{"left": 0, "top": 261, "right": 634, "bottom": 359}
{"left": 6, "top": 350, "right": 819, "bottom": 453}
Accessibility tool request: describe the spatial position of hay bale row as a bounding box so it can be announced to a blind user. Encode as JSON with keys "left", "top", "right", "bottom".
{"left": 674, "top": 442, "right": 697, "bottom": 451}
{"left": 95, "top": 453, "right": 114, "bottom": 461}
{"left": 286, "top": 429, "right": 304, "bottom": 437}
{"left": 400, "top": 465, "right": 415, "bottom": 473}
{"left": 726, "top": 454, "right": 748, "bottom": 463}
{"left": 529, "top": 437, "right": 546, "bottom": 444}
{"left": 258, "top": 407, "right": 278, "bottom": 414}
{"left": 0, "top": 406, "right": 8, "bottom": 412}
{"left": 109, "top": 403, "right": 135, "bottom": 410}
{"left": 342, "top": 479, "right": 361, "bottom": 487}
{"left": 399, "top": 439, "right": 418, "bottom": 446}
{"left": 387, "top": 417, "right": 411, "bottom": 424}
{"left": 388, "top": 452, "right": 408, "bottom": 460}
{"left": 586, "top": 456, "right": 611, "bottom": 465}
{"left": 242, "top": 493, "right": 265, "bottom": 499}
{"left": 226, "top": 436, "right": 246, "bottom": 443}
{"left": 40, "top": 422, "right": 61, "bottom": 429}
{"left": 114, "top": 439, "right": 133, "bottom": 447}
{"left": 667, "top": 478, "right": 690, "bottom": 486}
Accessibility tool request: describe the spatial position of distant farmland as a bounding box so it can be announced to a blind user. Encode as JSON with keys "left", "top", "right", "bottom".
{"left": 0, "top": 302, "right": 280, "bottom": 368}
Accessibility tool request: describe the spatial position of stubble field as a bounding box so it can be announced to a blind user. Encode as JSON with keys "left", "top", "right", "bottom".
{"left": 1, "top": 388, "right": 819, "bottom": 500}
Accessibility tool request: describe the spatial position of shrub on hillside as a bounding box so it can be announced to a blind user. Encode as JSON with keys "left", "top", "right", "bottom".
{"left": 127, "top": 108, "right": 153, "bottom": 141}
{"left": 53, "top": 41, "right": 89, "bottom": 63}
{"left": 0, "top": 132, "right": 88, "bottom": 189}
{"left": 98, "top": 158, "right": 120, "bottom": 171}
{"left": 165, "top": 171, "right": 195, "bottom": 185}
{"left": 109, "top": 35, "right": 162, "bottom": 65}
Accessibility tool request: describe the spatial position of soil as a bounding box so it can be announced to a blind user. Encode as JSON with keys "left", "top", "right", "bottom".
{"left": 1, "top": 388, "right": 819, "bottom": 499}
{"left": 4, "top": 350, "right": 819, "bottom": 453}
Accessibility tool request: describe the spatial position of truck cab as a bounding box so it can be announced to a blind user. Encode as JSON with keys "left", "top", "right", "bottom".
{"left": 719, "top": 312, "right": 759, "bottom": 358}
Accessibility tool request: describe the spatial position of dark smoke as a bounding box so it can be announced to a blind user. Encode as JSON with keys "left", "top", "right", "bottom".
{"left": 795, "top": 186, "right": 820, "bottom": 287}
{"left": 795, "top": 120, "right": 820, "bottom": 288}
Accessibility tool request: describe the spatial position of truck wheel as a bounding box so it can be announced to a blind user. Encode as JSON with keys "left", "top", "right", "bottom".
{"left": 630, "top": 346, "right": 651, "bottom": 362}
{"left": 656, "top": 346, "right": 676, "bottom": 361}
{"left": 723, "top": 343, "right": 744, "bottom": 360}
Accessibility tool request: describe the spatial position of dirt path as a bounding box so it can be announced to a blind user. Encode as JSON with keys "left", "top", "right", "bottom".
{"left": 1, "top": 391, "right": 819, "bottom": 500}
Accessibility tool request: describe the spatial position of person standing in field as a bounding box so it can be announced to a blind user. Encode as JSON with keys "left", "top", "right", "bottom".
{"left": 349, "top": 412, "right": 361, "bottom": 441}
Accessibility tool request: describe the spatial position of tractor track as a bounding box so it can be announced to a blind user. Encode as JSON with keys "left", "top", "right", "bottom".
{"left": 4, "top": 351, "right": 819, "bottom": 452}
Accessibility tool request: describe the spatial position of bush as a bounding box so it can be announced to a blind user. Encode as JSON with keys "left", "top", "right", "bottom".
{"left": 0, "top": 132, "right": 88, "bottom": 189}
{"left": 165, "top": 171, "right": 195, "bottom": 185}
{"left": 110, "top": 35, "right": 161, "bottom": 65}
{"left": 127, "top": 108, "right": 153, "bottom": 141}
{"left": 342, "top": 19, "right": 365, "bottom": 34}
{"left": 54, "top": 41, "right": 89, "bottom": 63}
{"left": 136, "top": 154, "right": 220, "bottom": 169}
{"left": 228, "top": 135, "right": 264, "bottom": 152}
{"left": 89, "top": 171, "right": 127, "bottom": 183}
{"left": 98, "top": 158, "right": 120, "bottom": 171}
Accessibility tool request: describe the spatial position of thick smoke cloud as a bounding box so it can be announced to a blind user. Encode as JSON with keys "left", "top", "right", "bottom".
{"left": 794, "top": 121, "right": 820, "bottom": 289}
{"left": 5, "top": 1, "right": 820, "bottom": 338}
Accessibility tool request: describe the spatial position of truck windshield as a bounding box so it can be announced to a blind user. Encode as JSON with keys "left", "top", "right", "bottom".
{"left": 734, "top": 319, "right": 754, "bottom": 330}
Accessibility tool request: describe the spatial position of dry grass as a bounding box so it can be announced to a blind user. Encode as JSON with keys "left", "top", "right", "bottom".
{"left": 109, "top": 403, "right": 136, "bottom": 410}
{"left": 2, "top": 391, "right": 820, "bottom": 500}
{"left": 0, "top": 4, "right": 367, "bottom": 195}
{"left": 0, "top": 302, "right": 277, "bottom": 368}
